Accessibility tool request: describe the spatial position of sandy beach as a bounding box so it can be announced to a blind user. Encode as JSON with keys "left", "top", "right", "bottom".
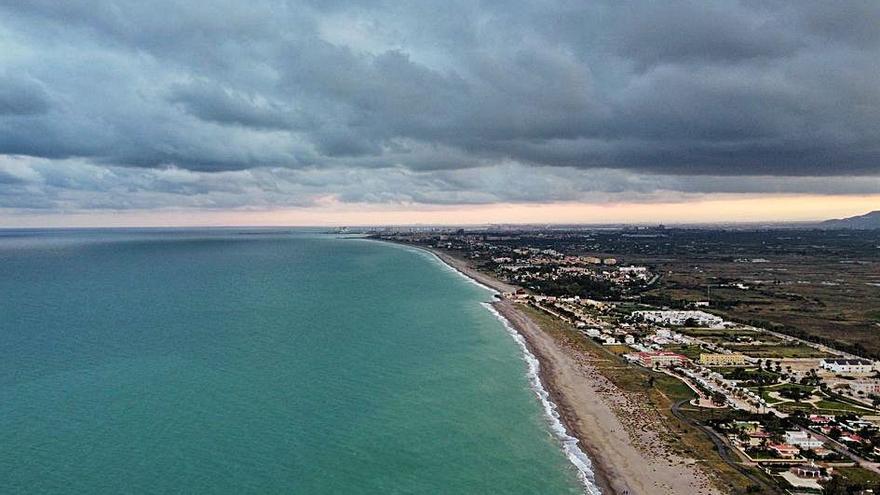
{"left": 430, "top": 247, "right": 722, "bottom": 495}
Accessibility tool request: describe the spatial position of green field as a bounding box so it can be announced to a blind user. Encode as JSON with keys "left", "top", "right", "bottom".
{"left": 834, "top": 466, "right": 880, "bottom": 486}
{"left": 777, "top": 398, "right": 875, "bottom": 415}
{"left": 813, "top": 399, "right": 874, "bottom": 414}
{"left": 753, "top": 383, "right": 816, "bottom": 405}
{"left": 725, "top": 343, "right": 829, "bottom": 358}
{"left": 664, "top": 344, "right": 704, "bottom": 360}
{"left": 718, "top": 367, "right": 779, "bottom": 384}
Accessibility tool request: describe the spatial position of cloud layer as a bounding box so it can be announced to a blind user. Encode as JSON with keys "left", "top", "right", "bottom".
{"left": 1, "top": 0, "right": 879, "bottom": 212}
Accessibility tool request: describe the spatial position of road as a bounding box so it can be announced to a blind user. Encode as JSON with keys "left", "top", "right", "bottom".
{"left": 671, "top": 399, "right": 780, "bottom": 493}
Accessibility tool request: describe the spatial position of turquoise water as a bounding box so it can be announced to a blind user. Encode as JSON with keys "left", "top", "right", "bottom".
{"left": 0, "top": 230, "right": 585, "bottom": 494}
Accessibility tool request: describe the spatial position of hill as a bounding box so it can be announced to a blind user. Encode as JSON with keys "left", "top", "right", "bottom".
{"left": 821, "top": 210, "right": 880, "bottom": 229}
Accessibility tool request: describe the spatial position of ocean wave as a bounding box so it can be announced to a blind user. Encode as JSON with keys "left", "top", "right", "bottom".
{"left": 483, "top": 303, "right": 602, "bottom": 495}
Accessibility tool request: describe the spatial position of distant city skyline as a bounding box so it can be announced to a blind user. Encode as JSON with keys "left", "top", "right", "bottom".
{"left": 2, "top": 194, "right": 878, "bottom": 228}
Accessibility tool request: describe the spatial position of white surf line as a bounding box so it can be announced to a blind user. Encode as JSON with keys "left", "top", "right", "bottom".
{"left": 364, "top": 237, "right": 601, "bottom": 493}
{"left": 423, "top": 251, "right": 499, "bottom": 294}
{"left": 366, "top": 238, "right": 500, "bottom": 294}
{"left": 483, "top": 303, "right": 602, "bottom": 495}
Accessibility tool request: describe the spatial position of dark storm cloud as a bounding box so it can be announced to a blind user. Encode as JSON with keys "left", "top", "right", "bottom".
{"left": 0, "top": 74, "right": 50, "bottom": 116}
{"left": 0, "top": 0, "right": 878, "bottom": 211}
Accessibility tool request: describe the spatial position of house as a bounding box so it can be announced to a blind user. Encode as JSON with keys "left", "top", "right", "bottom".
{"left": 628, "top": 351, "right": 687, "bottom": 368}
{"left": 633, "top": 310, "right": 724, "bottom": 328}
{"left": 785, "top": 431, "right": 824, "bottom": 450}
{"left": 820, "top": 358, "right": 875, "bottom": 374}
{"left": 840, "top": 434, "right": 867, "bottom": 445}
{"left": 618, "top": 266, "right": 647, "bottom": 277}
{"left": 841, "top": 419, "right": 876, "bottom": 433}
{"left": 809, "top": 414, "right": 834, "bottom": 425}
{"left": 850, "top": 380, "right": 880, "bottom": 395}
{"left": 769, "top": 443, "right": 801, "bottom": 459}
{"left": 584, "top": 328, "right": 602, "bottom": 338}
{"left": 700, "top": 353, "right": 747, "bottom": 367}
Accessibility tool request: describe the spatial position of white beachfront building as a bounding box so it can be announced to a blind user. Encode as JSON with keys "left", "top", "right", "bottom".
{"left": 632, "top": 310, "right": 724, "bottom": 328}
{"left": 820, "top": 358, "right": 875, "bottom": 374}
{"left": 785, "top": 431, "right": 824, "bottom": 450}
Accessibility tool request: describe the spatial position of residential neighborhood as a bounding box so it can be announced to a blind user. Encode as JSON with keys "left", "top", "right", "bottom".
{"left": 378, "top": 228, "right": 880, "bottom": 493}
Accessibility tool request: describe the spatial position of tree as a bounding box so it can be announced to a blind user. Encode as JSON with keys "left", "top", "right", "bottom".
{"left": 828, "top": 427, "right": 842, "bottom": 441}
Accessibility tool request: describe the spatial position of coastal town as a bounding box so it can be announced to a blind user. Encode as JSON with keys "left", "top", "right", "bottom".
{"left": 373, "top": 227, "right": 880, "bottom": 494}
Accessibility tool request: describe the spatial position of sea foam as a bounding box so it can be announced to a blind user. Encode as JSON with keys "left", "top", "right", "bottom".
{"left": 483, "top": 303, "right": 602, "bottom": 495}
{"left": 372, "top": 239, "right": 602, "bottom": 493}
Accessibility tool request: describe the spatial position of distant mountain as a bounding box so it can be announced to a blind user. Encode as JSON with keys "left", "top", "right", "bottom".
{"left": 821, "top": 210, "right": 880, "bottom": 229}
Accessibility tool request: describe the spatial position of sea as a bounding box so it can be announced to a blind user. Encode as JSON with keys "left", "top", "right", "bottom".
{"left": 0, "top": 229, "right": 596, "bottom": 494}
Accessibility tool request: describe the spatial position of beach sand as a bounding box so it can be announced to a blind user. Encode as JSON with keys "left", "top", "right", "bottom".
{"left": 431, "top": 248, "right": 723, "bottom": 495}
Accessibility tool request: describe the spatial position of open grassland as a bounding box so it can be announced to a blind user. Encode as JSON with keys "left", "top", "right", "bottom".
{"left": 664, "top": 344, "right": 705, "bottom": 360}
{"left": 724, "top": 343, "right": 830, "bottom": 358}
{"left": 623, "top": 230, "right": 880, "bottom": 359}
{"left": 834, "top": 466, "right": 880, "bottom": 487}
{"left": 642, "top": 256, "right": 880, "bottom": 357}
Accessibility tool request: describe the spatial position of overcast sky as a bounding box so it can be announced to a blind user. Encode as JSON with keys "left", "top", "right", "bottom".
{"left": 1, "top": 0, "right": 879, "bottom": 225}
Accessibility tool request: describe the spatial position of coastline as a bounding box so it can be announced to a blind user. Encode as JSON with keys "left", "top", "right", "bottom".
{"left": 418, "top": 247, "right": 609, "bottom": 493}
{"left": 410, "top": 243, "right": 722, "bottom": 495}
{"left": 373, "top": 240, "right": 609, "bottom": 493}
{"left": 483, "top": 302, "right": 605, "bottom": 495}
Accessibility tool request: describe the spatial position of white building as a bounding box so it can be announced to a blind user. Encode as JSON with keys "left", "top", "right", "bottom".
{"left": 584, "top": 328, "right": 602, "bottom": 338}
{"left": 656, "top": 328, "right": 673, "bottom": 338}
{"left": 850, "top": 380, "right": 880, "bottom": 395}
{"left": 633, "top": 310, "right": 724, "bottom": 328}
{"left": 820, "top": 358, "right": 875, "bottom": 374}
{"left": 619, "top": 265, "right": 647, "bottom": 274}
{"left": 785, "top": 431, "right": 824, "bottom": 450}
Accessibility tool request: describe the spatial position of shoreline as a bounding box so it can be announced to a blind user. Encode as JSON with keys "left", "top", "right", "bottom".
{"left": 484, "top": 302, "right": 606, "bottom": 495}
{"left": 399, "top": 242, "right": 721, "bottom": 495}
{"left": 428, "top": 247, "right": 619, "bottom": 494}
{"left": 373, "top": 239, "right": 610, "bottom": 493}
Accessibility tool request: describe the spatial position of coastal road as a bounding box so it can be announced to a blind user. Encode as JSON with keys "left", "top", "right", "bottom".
{"left": 671, "top": 400, "right": 779, "bottom": 493}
